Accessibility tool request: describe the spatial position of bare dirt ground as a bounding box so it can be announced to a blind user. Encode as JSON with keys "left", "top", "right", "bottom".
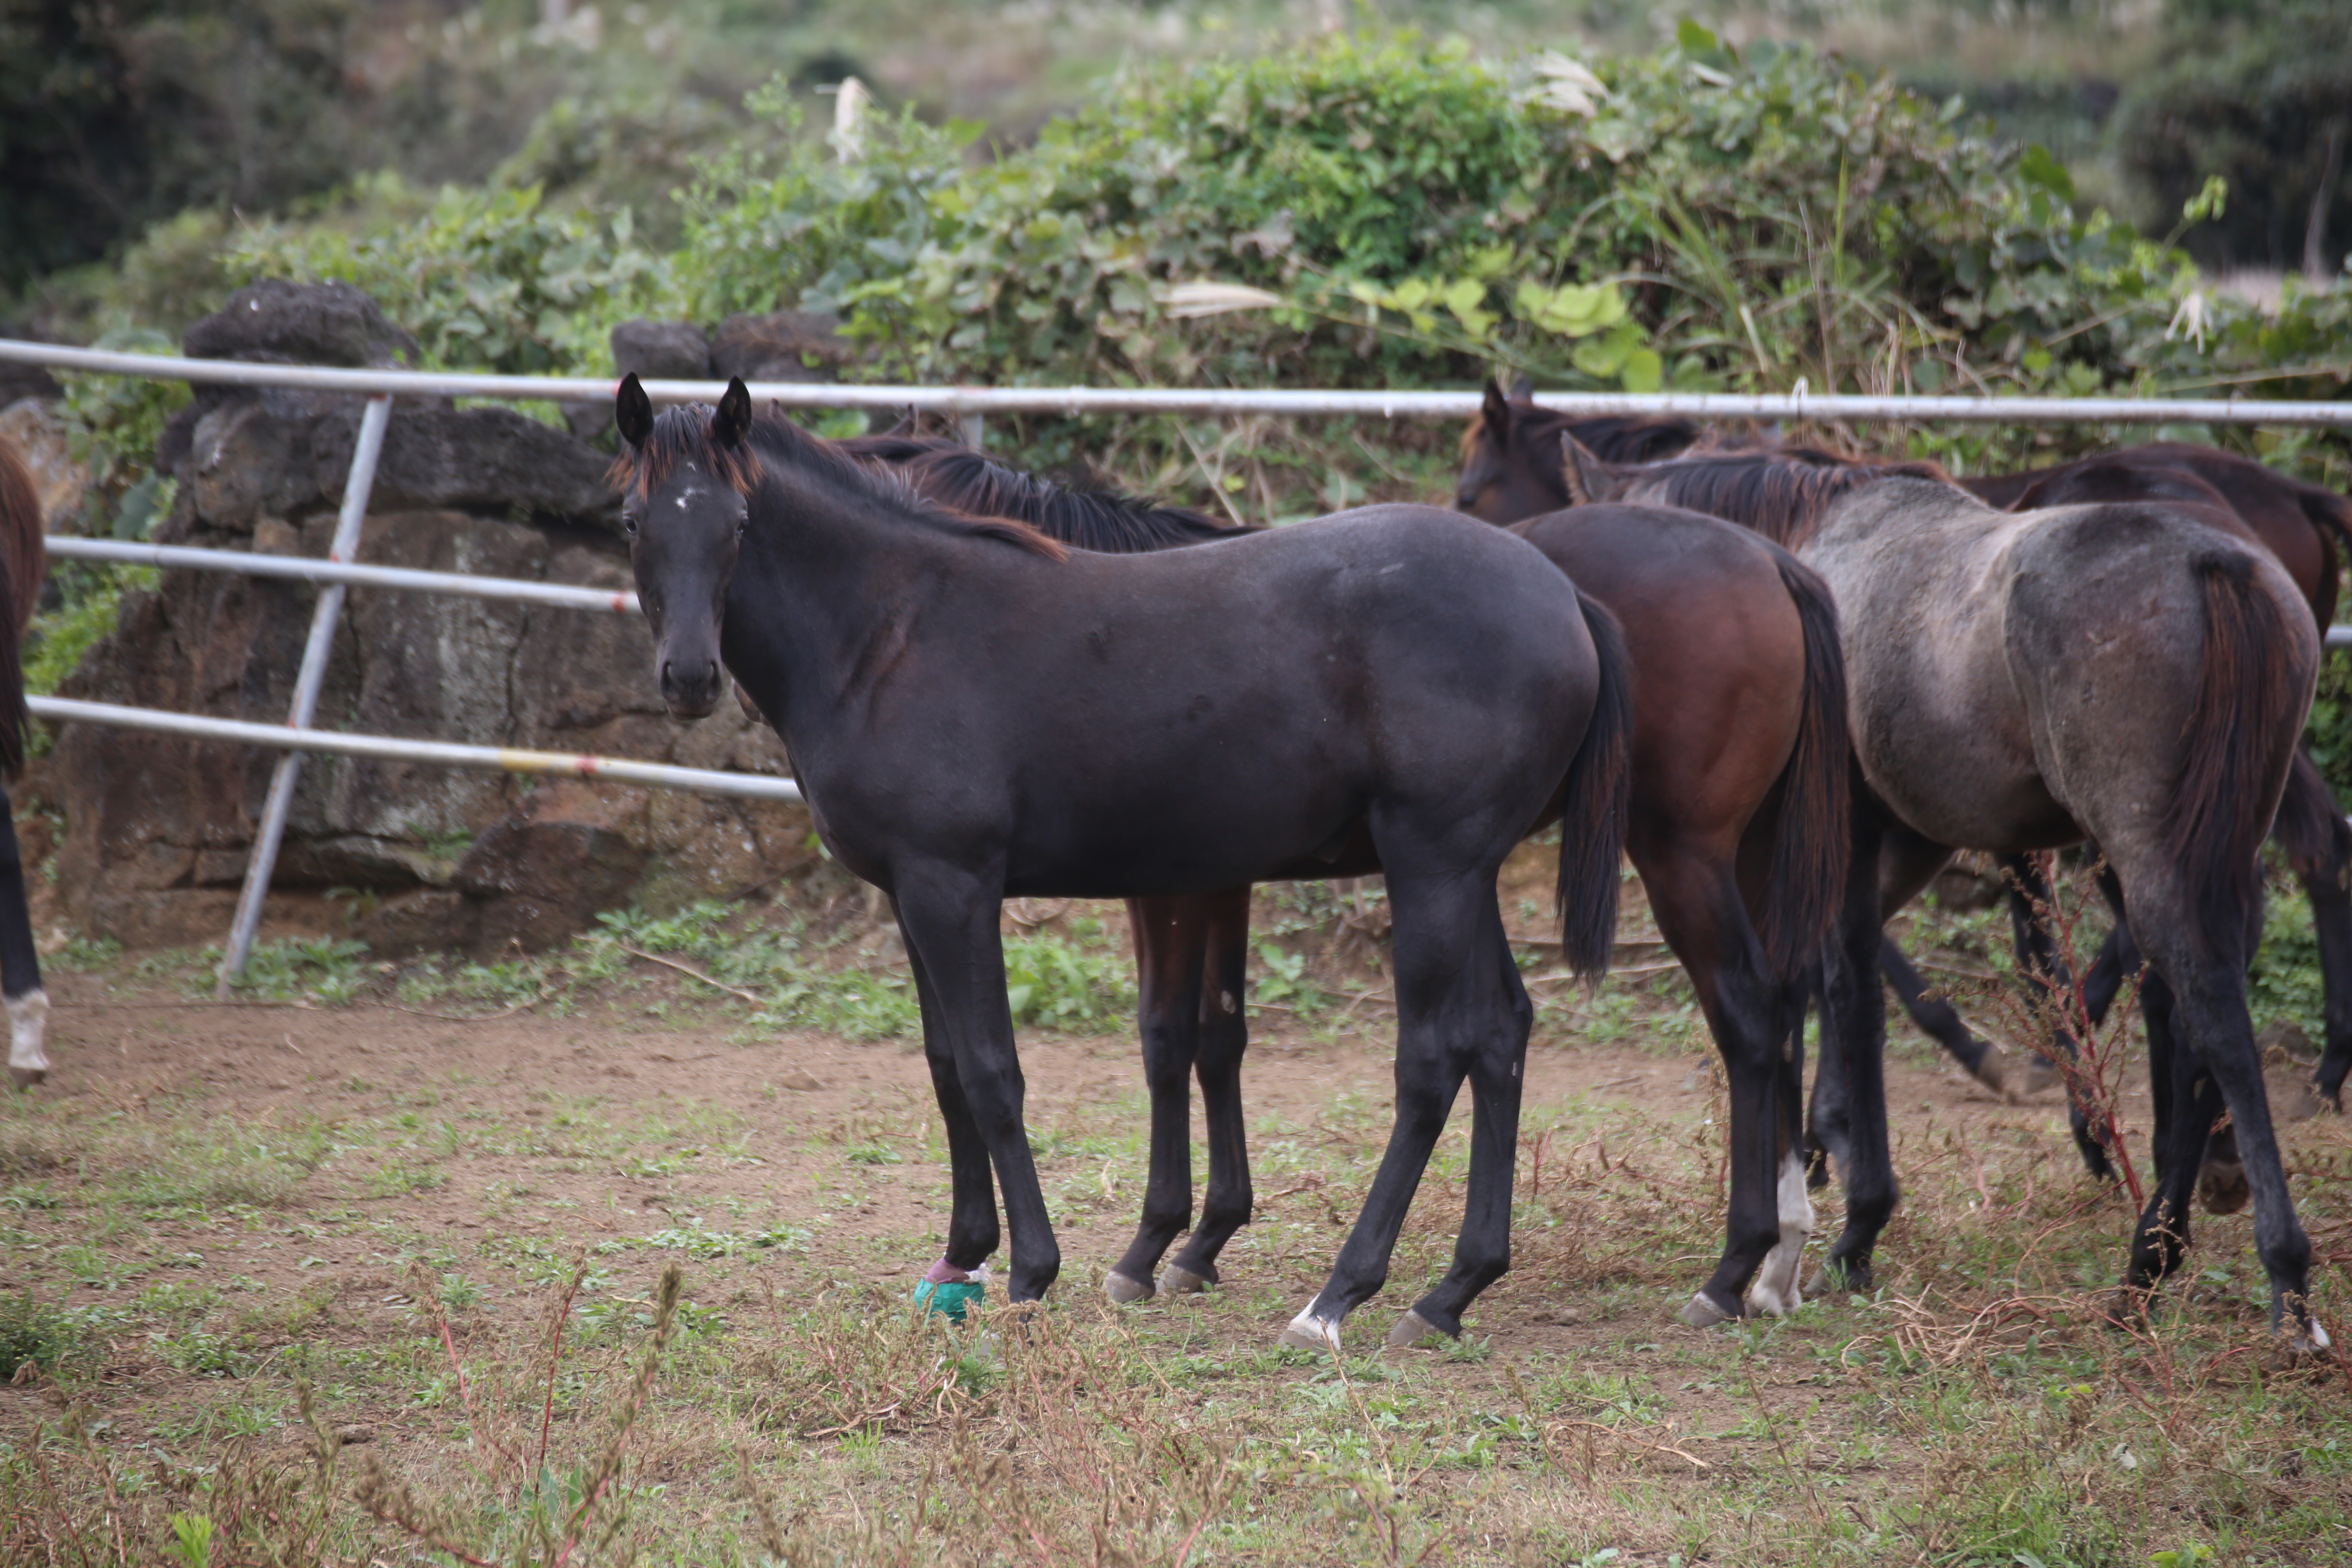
{"left": 7, "top": 891, "right": 2352, "bottom": 1565}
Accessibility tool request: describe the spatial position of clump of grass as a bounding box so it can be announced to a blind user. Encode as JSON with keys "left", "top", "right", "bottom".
{"left": 0, "top": 1294, "right": 114, "bottom": 1382}
{"left": 352, "top": 1259, "right": 685, "bottom": 1566}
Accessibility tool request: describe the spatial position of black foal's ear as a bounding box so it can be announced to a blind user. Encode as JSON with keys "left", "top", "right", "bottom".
{"left": 1508, "top": 373, "right": 1535, "bottom": 401}
{"left": 1559, "top": 433, "right": 1613, "bottom": 507}
{"left": 714, "top": 377, "right": 753, "bottom": 449}
{"left": 615, "top": 373, "right": 654, "bottom": 448}
{"left": 1481, "top": 378, "right": 1512, "bottom": 448}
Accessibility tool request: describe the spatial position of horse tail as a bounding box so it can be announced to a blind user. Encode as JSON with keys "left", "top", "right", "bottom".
{"left": 2271, "top": 748, "right": 2348, "bottom": 880}
{"left": 2170, "top": 549, "right": 2319, "bottom": 946}
{"left": 1756, "top": 552, "right": 1853, "bottom": 980}
{"left": 0, "top": 436, "right": 41, "bottom": 780}
{"left": 2296, "top": 483, "right": 2352, "bottom": 633}
{"left": 1555, "top": 588, "right": 1633, "bottom": 980}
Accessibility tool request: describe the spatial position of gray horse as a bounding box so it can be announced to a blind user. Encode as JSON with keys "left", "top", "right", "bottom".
{"left": 1564, "top": 440, "right": 2327, "bottom": 1354}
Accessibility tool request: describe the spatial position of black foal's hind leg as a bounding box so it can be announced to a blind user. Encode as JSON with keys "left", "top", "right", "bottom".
{"left": 1283, "top": 870, "right": 1511, "bottom": 1350}
{"left": 1880, "top": 937, "right": 2000, "bottom": 1089}
{"left": 1165, "top": 886, "right": 1256, "bottom": 1294}
{"left": 0, "top": 788, "right": 47, "bottom": 1091}
{"left": 2002, "top": 853, "right": 2114, "bottom": 1180}
{"left": 1108, "top": 895, "right": 1209, "bottom": 1303}
{"left": 2303, "top": 851, "right": 2352, "bottom": 1107}
{"left": 1392, "top": 893, "right": 1533, "bottom": 1345}
{"left": 1812, "top": 802, "right": 1899, "bottom": 1297}
{"left": 2123, "top": 987, "right": 2216, "bottom": 1309}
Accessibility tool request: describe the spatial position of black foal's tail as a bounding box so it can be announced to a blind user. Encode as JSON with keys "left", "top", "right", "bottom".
{"left": 1556, "top": 589, "right": 1633, "bottom": 980}
{"left": 1757, "top": 552, "right": 1853, "bottom": 981}
{"left": 2272, "top": 749, "right": 2349, "bottom": 880}
{"left": 2171, "top": 550, "right": 2320, "bottom": 949}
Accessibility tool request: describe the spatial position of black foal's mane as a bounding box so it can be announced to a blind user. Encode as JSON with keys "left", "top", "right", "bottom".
{"left": 843, "top": 434, "right": 1252, "bottom": 555}
{"left": 1459, "top": 403, "right": 1704, "bottom": 479}
{"left": 612, "top": 406, "right": 1068, "bottom": 561}
{"left": 1621, "top": 447, "right": 1952, "bottom": 548}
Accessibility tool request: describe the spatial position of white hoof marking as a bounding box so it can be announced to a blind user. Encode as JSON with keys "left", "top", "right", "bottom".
{"left": 7, "top": 989, "right": 49, "bottom": 1083}
{"left": 1745, "top": 1149, "right": 1815, "bottom": 1317}
{"left": 1280, "top": 1309, "right": 1342, "bottom": 1352}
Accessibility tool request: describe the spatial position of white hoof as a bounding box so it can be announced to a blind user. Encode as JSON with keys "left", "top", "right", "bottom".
{"left": 1279, "top": 1310, "right": 1341, "bottom": 1352}
{"left": 6, "top": 989, "right": 48, "bottom": 1089}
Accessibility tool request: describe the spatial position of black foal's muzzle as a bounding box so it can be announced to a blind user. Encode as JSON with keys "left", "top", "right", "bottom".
{"left": 659, "top": 654, "right": 725, "bottom": 718}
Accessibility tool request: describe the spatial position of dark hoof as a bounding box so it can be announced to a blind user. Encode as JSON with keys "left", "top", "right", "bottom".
{"left": 1160, "top": 1264, "right": 1212, "bottom": 1296}
{"left": 7, "top": 1067, "right": 42, "bottom": 1091}
{"left": 2012, "top": 1055, "right": 2063, "bottom": 1098}
{"left": 1966, "top": 1047, "right": 2013, "bottom": 1102}
{"left": 2197, "top": 1159, "right": 2250, "bottom": 1216}
{"left": 1385, "top": 1309, "right": 1446, "bottom": 1348}
{"left": 1677, "top": 1292, "right": 1737, "bottom": 1329}
{"left": 1806, "top": 1261, "right": 1871, "bottom": 1299}
{"left": 1104, "top": 1270, "right": 1154, "bottom": 1305}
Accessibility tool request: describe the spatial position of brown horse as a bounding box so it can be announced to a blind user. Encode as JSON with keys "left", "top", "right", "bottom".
{"left": 1562, "top": 439, "right": 2327, "bottom": 1352}
{"left": 0, "top": 434, "right": 48, "bottom": 1089}
{"left": 871, "top": 431, "right": 1853, "bottom": 1327}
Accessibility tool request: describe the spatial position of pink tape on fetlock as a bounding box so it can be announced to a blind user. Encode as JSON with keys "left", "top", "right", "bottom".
{"left": 923, "top": 1258, "right": 970, "bottom": 1285}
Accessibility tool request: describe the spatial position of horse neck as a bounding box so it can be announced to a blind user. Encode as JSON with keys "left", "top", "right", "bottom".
{"left": 722, "top": 463, "right": 991, "bottom": 739}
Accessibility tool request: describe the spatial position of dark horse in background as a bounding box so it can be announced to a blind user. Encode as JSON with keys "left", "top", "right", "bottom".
{"left": 610, "top": 376, "right": 1633, "bottom": 1352}
{"left": 1463, "top": 381, "right": 2352, "bottom": 1116}
{"left": 1564, "top": 441, "right": 2328, "bottom": 1353}
{"left": 0, "top": 435, "right": 46, "bottom": 1091}
{"left": 857, "top": 427, "right": 1851, "bottom": 1327}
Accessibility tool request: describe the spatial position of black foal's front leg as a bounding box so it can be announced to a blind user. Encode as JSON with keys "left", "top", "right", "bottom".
{"left": 900, "top": 909, "right": 1000, "bottom": 1279}
{"left": 895, "top": 870, "right": 1061, "bottom": 1303}
{"left": 1109, "top": 893, "right": 1214, "bottom": 1303}
{"left": 0, "top": 788, "right": 47, "bottom": 1091}
{"left": 1880, "top": 937, "right": 1999, "bottom": 1089}
{"left": 1164, "top": 886, "right": 1256, "bottom": 1294}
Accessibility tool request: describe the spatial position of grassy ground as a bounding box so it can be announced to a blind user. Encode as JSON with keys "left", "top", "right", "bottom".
{"left": 4, "top": 866, "right": 2351, "bottom": 1565}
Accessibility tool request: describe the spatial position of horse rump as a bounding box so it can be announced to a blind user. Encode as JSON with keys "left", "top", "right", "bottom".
{"left": 2169, "top": 550, "right": 2320, "bottom": 951}
{"left": 1555, "top": 589, "right": 1633, "bottom": 979}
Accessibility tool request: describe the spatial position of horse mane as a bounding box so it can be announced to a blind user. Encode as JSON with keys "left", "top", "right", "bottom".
{"left": 1616, "top": 447, "right": 1953, "bottom": 547}
{"left": 0, "top": 435, "right": 43, "bottom": 777}
{"left": 1457, "top": 404, "right": 1705, "bottom": 467}
{"left": 613, "top": 406, "right": 1067, "bottom": 562}
{"left": 847, "top": 439, "right": 1251, "bottom": 555}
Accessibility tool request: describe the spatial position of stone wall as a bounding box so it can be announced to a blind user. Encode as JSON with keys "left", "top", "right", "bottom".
{"left": 41, "top": 283, "right": 820, "bottom": 956}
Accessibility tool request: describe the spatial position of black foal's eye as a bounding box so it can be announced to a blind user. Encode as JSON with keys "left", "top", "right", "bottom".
{"left": 622, "top": 513, "right": 641, "bottom": 538}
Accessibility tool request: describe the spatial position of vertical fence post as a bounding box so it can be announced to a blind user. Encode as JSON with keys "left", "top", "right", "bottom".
{"left": 216, "top": 394, "right": 392, "bottom": 996}
{"left": 960, "top": 412, "right": 986, "bottom": 451}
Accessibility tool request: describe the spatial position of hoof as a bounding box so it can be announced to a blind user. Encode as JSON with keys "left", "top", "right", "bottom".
{"left": 913, "top": 1260, "right": 988, "bottom": 1323}
{"left": 1385, "top": 1309, "right": 1445, "bottom": 1348}
{"left": 1159, "top": 1264, "right": 1212, "bottom": 1296}
{"left": 1967, "top": 1047, "right": 2013, "bottom": 1102}
{"left": 2198, "top": 1159, "right": 2251, "bottom": 1216}
{"left": 1677, "top": 1292, "right": 1737, "bottom": 1329}
{"left": 7, "top": 1067, "right": 42, "bottom": 1091}
{"left": 2276, "top": 1317, "right": 2336, "bottom": 1366}
{"left": 2013, "top": 1055, "right": 2063, "bottom": 1098}
{"left": 1806, "top": 1262, "right": 1869, "bottom": 1299}
{"left": 1278, "top": 1310, "right": 1341, "bottom": 1353}
{"left": 1104, "top": 1270, "right": 1154, "bottom": 1305}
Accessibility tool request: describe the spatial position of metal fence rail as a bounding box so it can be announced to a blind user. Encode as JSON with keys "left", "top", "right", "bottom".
{"left": 30, "top": 695, "right": 802, "bottom": 802}
{"left": 6, "top": 336, "right": 2352, "bottom": 426}
{"left": 50, "top": 537, "right": 640, "bottom": 615}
